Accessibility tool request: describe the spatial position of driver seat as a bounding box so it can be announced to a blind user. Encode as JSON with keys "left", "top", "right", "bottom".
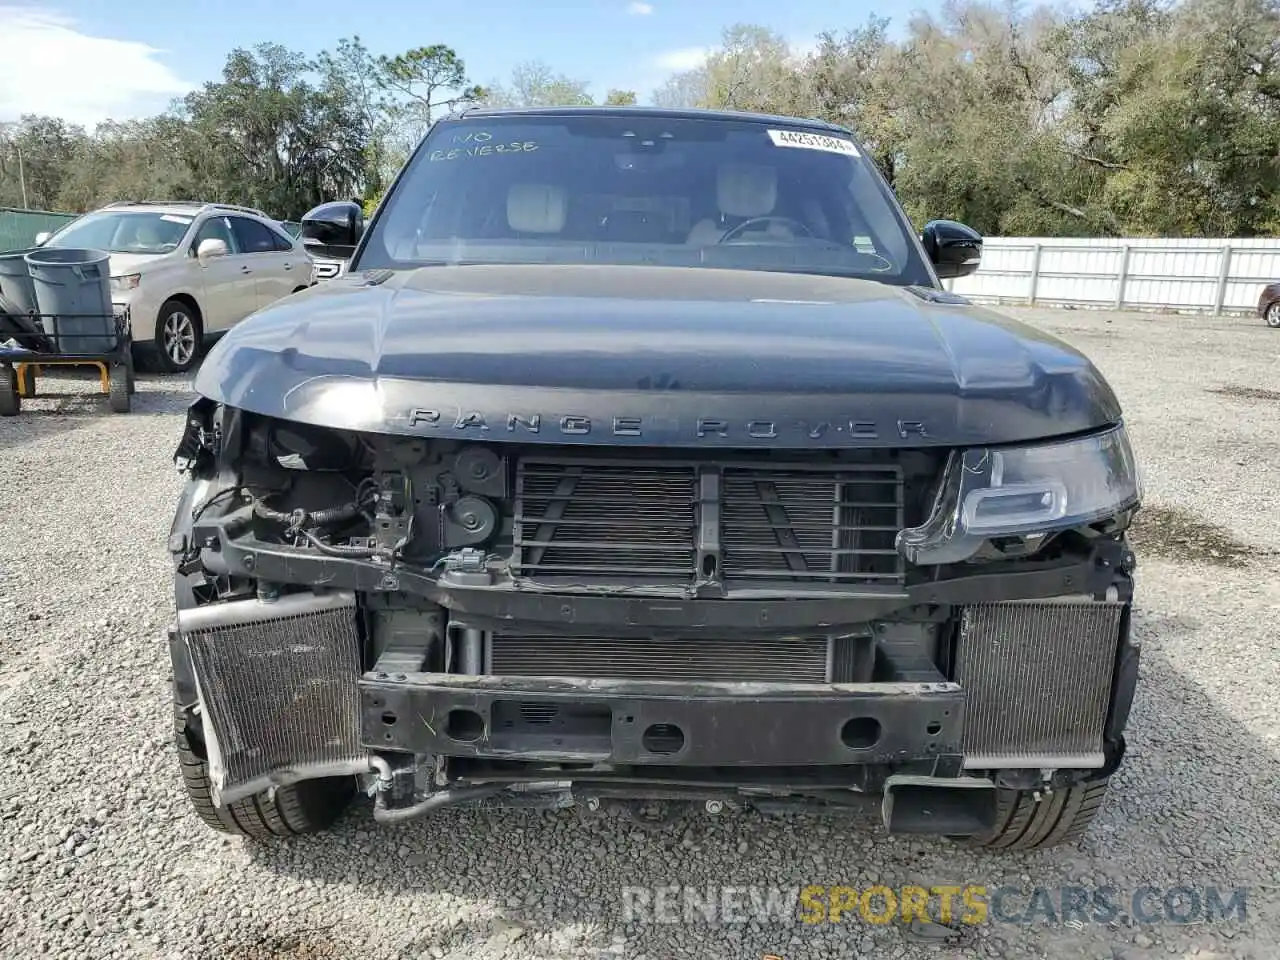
{"left": 685, "top": 163, "right": 793, "bottom": 245}
{"left": 507, "top": 183, "right": 567, "bottom": 237}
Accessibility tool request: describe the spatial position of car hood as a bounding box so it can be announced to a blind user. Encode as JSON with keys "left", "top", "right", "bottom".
{"left": 193, "top": 264, "right": 1123, "bottom": 449}
{"left": 103, "top": 252, "right": 165, "bottom": 276}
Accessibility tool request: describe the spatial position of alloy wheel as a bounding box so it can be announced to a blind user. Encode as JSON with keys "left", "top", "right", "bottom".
{"left": 163, "top": 310, "right": 197, "bottom": 366}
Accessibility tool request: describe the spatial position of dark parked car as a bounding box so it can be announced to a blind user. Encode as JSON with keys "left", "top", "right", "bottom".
{"left": 166, "top": 106, "right": 1143, "bottom": 851}
{"left": 1258, "top": 282, "right": 1280, "bottom": 328}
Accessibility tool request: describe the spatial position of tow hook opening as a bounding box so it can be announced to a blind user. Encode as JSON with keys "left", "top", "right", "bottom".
{"left": 882, "top": 775, "right": 998, "bottom": 837}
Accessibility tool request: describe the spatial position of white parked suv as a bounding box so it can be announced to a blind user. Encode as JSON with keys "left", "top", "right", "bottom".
{"left": 34, "top": 200, "right": 315, "bottom": 373}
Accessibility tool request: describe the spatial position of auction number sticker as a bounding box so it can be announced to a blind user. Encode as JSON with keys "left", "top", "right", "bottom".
{"left": 767, "top": 129, "right": 860, "bottom": 156}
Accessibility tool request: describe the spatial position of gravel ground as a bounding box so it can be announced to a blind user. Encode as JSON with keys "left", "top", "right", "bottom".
{"left": 2, "top": 306, "right": 1279, "bottom": 960}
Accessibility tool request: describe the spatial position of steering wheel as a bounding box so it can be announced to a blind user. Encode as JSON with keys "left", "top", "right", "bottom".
{"left": 717, "top": 215, "right": 814, "bottom": 243}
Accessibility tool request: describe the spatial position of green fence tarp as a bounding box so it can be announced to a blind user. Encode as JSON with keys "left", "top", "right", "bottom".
{"left": 0, "top": 207, "right": 77, "bottom": 253}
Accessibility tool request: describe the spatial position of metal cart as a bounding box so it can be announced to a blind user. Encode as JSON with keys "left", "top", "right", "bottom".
{"left": 0, "top": 306, "right": 135, "bottom": 416}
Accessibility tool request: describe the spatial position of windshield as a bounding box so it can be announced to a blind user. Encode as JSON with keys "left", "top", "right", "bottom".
{"left": 357, "top": 113, "right": 931, "bottom": 285}
{"left": 47, "top": 211, "right": 194, "bottom": 255}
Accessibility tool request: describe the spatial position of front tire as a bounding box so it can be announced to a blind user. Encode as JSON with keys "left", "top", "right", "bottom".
{"left": 145, "top": 298, "right": 203, "bottom": 374}
{"left": 0, "top": 365, "right": 19, "bottom": 416}
{"left": 1265, "top": 301, "right": 1280, "bottom": 329}
{"left": 173, "top": 702, "right": 355, "bottom": 838}
{"left": 107, "top": 364, "right": 131, "bottom": 413}
{"left": 967, "top": 780, "right": 1109, "bottom": 851}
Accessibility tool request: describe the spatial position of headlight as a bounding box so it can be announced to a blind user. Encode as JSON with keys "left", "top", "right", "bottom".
{"left": 896, "top": 424, "right": 1141, "bottom": 565}
{"left": 110, "top": 274, "right": 141, "bottom": 293}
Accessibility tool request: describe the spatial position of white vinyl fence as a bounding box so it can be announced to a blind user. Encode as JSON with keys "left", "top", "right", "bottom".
{"left": 948, "top": 236, "right": 1280, "bottom": 315}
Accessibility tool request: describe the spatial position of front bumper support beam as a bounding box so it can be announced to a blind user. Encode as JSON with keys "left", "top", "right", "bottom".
{"left": 361, "top": 673, "right": 965, "bottom": 768}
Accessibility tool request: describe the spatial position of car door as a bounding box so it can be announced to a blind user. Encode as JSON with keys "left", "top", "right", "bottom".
{"left": 189, "top": 215, "right": 259, "bottom": 332}
{"left": 228, "top": 216, "right": 300, "bottom": 310}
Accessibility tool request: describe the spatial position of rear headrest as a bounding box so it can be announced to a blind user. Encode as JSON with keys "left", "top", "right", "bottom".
{"left": 717, "top": 163, "right": 777, "bottom": 218}
{"left": 507, "top": 183, "right": 567, "bottom": 234}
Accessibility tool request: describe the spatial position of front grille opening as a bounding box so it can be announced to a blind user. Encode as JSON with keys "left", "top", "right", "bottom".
{"left": 512, "top": 454, "right": 907, "bottom": 587}
{"left": 721, "top": 466, "right": 903, "bottom": 583}
{"left": 514, "top": 461, "right": 698, "bottom": 578}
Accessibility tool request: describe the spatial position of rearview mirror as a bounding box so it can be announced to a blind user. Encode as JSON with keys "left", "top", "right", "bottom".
{"left": 300, "top": 200, "right": 365, "bottom": 256}
{"left": 34, "top": 231, "right": 51, "bottom": 246}
{"left": 921, "top": 220, "right": 982, "bottom": 279}
{"left": 197, "top": 238, "right": 229, "bottom": 264}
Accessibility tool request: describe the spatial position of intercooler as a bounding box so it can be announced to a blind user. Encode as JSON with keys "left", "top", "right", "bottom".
{"left": 954, "top": 598, "right": 1125, "bottom": 769}
{"left": 512, "top": 455, "right": 904, "bottom": 586}
{"left": 176, "top": 590, "right": 366, "bottom": 806}
{"left": 487, "top": 632, "right": 873, "bottom": 683}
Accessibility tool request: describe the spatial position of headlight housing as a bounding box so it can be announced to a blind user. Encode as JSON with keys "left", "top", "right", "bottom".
{"left": 896, "top": 424, "right": 1141, "bottom": 565}
{"left": 110, "top": 273, "right": 141, "bottom": 293}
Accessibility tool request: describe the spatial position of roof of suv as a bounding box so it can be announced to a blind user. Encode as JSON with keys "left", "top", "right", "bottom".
{"left": 102, "top": 200, "right": 272, "bottom": 220}
{"left": 442, "top": 104, "right": 855, "bottom": 136}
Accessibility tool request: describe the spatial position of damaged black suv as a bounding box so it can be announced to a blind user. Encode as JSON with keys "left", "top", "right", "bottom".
{"left": 167, "top": 106, "right": 1142, "bottom": 850}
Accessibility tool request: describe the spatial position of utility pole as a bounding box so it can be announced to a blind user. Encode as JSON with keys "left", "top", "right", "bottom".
{"left": 1, "top": 121, "right": 29, "bottom": 208}
{"left": 16, "top": 142, "right": 27, "bottom": 208}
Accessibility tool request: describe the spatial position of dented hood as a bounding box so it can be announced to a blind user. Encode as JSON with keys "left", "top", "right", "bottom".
{"left": 192, "top": 263, "right": 1122, "bottom": 449}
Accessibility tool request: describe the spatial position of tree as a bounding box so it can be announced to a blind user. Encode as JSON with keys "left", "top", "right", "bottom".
{"left": 0, "top": 116, "right": 83, "bottom": 210}
{"left": 702, "top": 24, "right": 812, "bottom": 114}
{"left": 179, "top": 43, "right": 370, "bottom": 218}
{"left": 483, "top": 60, "right": 594, "bottom": 107}
{"left": 1050, "top": 0, "right": 1280, "bottom": 235}
{"left": 605, "top": 89, "right": 638, "bottom": 105}
{"left": 56, "top": 116, "right": 200, "bottom": 211}
{"left": 804, "top": 18, "right": 899, "bottom": 180}
{"left": 652, "top": 69, "right": 711, "bottom": 108}
{"left": 375, "top": 44, "right": 485, "bottom": 145}
{"left": 316, "top": 35, "right": 396, "bottom": 199}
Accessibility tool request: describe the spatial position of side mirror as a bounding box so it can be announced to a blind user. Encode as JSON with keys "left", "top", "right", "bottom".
{"left": 300, "top": 200, "right": 365, "bottom": 256}
{"left": 34, "top": 232, "right": 51, "bottom": 246}
{"left": 197, "top": 238, "right": 229, "bottom": 264}
{"left": 921, "top": 220, "right": 983, "bottom": 279}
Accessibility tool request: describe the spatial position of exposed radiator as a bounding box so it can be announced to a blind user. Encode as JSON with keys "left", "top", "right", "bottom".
{"left": 488, "top": 632, "right": 871, "bottom": 683}
{"left": 177, "top": 591, "right": 366, "bottom": 806}
{"left": 954, "top": 599, "right": 1125, "bottom": 769}
{"left": 512, "top": 455, "right": 904, "bottom": 586}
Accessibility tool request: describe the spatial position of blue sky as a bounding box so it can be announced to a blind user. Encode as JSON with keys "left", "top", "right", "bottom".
{"left": 0, "top": 0, "right": 943, "bottom": 127}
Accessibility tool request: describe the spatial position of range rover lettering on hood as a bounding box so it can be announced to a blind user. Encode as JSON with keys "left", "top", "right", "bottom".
{"left": 403, "top": 408, "right": 929, "bottom": 442}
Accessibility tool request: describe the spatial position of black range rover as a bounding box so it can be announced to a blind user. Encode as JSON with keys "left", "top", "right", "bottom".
{"left": 167, "top": 106, "right": 1142, "bottom": 850}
